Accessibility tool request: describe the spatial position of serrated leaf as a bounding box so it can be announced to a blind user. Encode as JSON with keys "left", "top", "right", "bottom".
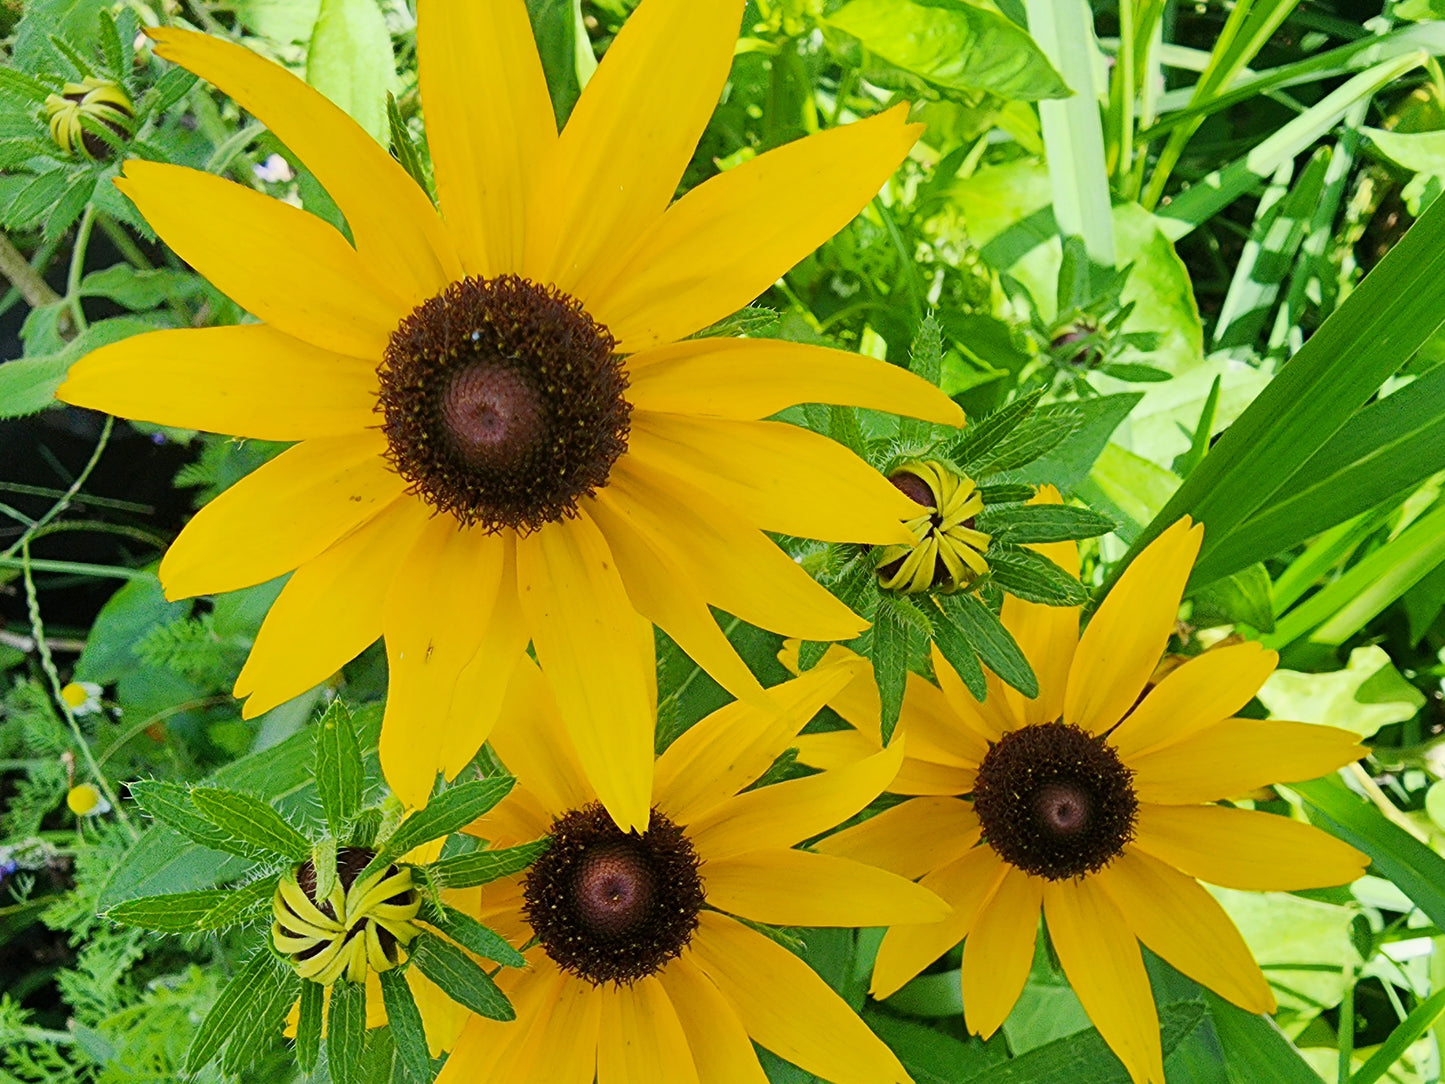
{"left": 221, "top": 956, "right": 299, "bottom": 1075}
{"left": 185, "top": 950, "right": 283, "bottom": 1073}
{"left": 690, "top": 304, "right": 780, "bottom": 339}
{"left": 296, "top": 978, "right": 323, "bottom": 1074}
{"left": 871, "top": 594, "right": 929, "bottom": 744}
{"left": 43, "top": 171, "right": 94, "bottom": 242}
{"left": 935, "top": 593, "right": 1038, "bottom": 698}
{"left": 976, "top": 483, "right": 1036, "bottom": 505}
{"left": 142, "top": 68, "right": 197, "bottom": 118}
{"left": 191, "top": 787, "right": 313, "bottom": 862}
{"left": 929, "top": 605, "right": 987, "bottom": 701}
{"left": 107, "top": 889, "right": 244, "bottom": 932}
{"left": 977, "top": 504, "right": 1116, "bottom": 545}
{"left": 901, "top": 316, "right": 944, "bottom": 445}
{"left": 129, "top": 779, "right": 261, "bottom": 858}
{"left": 0, "top": 66, "right": 53, "bottom": 103}
{"left": 386, "top": 91, "right": 431, "bottom": 201}
{"left": 4, "top": 169, "right": 68, "bottom": 229}
{"left": 423, "top": 840, "right": 548, "bottom": 890}
{"left": 987, "top": 546, "right": 1088, "bottom": 606}
{"left": 408, "top": 933, "right": 515, "bottom": 1021}
{"left": 206, "top": 875, "right": 280, "bottom": 927}
{"left": 98, "top": 10, "right": 124, "bottom": 77}
{"left": 423, "top": 902, "right": 525, "bottom": 968}
{"left": 949, "top": 390, "right": 1043, "bottom": 469}
{"left": 970, "top": 409, "right": 1083, "bottom": 478}
{"left": 830, "top": 404, "right": 867, "bottom": 457}
{"left": 382, "top": 776, "right": 514, "bottom": 857}
{"left": 379, "top": 969, "right": 430, "bottom": 1084}
{"left": 316, "top": 700, "right": 364, "bottom": 836}
{"left": 327, "top": 976, "right": 367, "bottom": 1084}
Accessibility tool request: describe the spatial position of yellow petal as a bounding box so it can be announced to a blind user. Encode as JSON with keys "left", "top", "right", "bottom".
{"left": 1095, "top": 848, "right": 1275, "bottom": 1014}
{"left": 434, "top": 964, "right": 563, "bottom": 1084}
{"left": 1042, "top": 879, "right": 1164, "bottom": 1084}
{"left": 1131, "top": 803, "right": 1368, "bottom": 890}
{"left": 929, "top": 642, "right": 1019, "bottom": 742}
{"left": 487, "top": 655, "right": 595, "bottom": 822}
{"left": 871, "top": 846, "right": 1005, "bottom": 999}
{"left": 654, "top": 659, "right": 863, "bottom": 824}
{"left": 590, "top": 105, "right": 923, "bottom": 351}
{"left": 148, "top": 27, "right": 458, "bottom": 301}
{"left": 516, "top": 513, "right": 655, "bottom": 832}
{"left": 598, "top": 978, "right": 699, "bottom": 1084}
{"left": 234, "top": 495, "right": 429, "bottom": 715}
{"left": 1130, "top": 718, "right": 1365, "bottom": 804}
{"left": 379, "top": 521, "right": 507, "bottom": 808}
{"left": 1109, "top": 642, "right": 1280, "bottom": 760}
{"left": 115, "top": 161, "right": 407, "bottom": 358}
{"left": 159, "top": 432, "right": 402, "bottom": 599}
{"left": 689, "top": 741, "right": 906, "bottom": 860}
{"left": 690, "top": 911, "right": 910, "bottom": 1084}
{"left": 525, "top": 0, "right": 745, "bottom": 293}
{"left": 517, "top": 974, "right": 601, "bottom": 1084}
{"left": 406, "top": 966, "right": 473, "bottom": 1056}
{"left": 57, "top": 324, "right": 377, "bottom": 440}
{"left": 416, "top": 0, "right": 554, "bottom": 275}
{"left": 626, "top": 337, "right": 962, "bottom": 425}
{"left": 656, "top": 955, "right": 770, "bottom": 1084}
{"left": 629, "top": 412, "right": 919, "bottom": 544}
{"left": 1064, "top": 518, "right": 1203, "bottom": 736}
{"left": 792, "top": 732, "right": 975, "bottom": 796}
{"left": 962, "top": 867, "right": 1043, "bottom": 1039}
{"left": 814, "top": 795, "right": 981, "bottom": 880}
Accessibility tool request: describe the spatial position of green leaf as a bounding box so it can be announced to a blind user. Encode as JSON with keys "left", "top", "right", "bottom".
{"left": 976, "top": 504, "right": 1115, "bottom": 545}
{"left": 986, "top": 545, "right": 1088, "bottom": 605}
{"left": 936, "top": 593, "right": 1038, "bottom": 698}
{"left": 382, "top": 776, "right": 514, "bottom": 857}
{"left": 1204, "top": 992, "right": 1322, "bottom": 1084}
{"left": 423, "top": 902, "right": 526, "bottom": 968}
{"left": 107, "top": 875, "right": 276, "bottom": 932}
{"left": 316, "top": 700, "right": 364, "bottom": 836}
{"left": 423, "top": 840, "right": 548, "bottom": 890}
{"left": 1172, "top": 375, "right": 1222, "bottom": 479}
{"left": 386, "top": 91, "right": 431, "bottom": 201}
{"left": 221, "top": 958, "right": 300, "bottom": 1075}
{"left": 327, "top": 977, "right": 367, "bottom": 1084}
{"left": 296, "top": 978, "right": 323, "bottom": 1074}
{"left": 1189, "top": 563, "right": 1275, "bottom": 633}
{"left": 824, "top": 0, "right": 1068, "bottom": 101}
{"left": 871, "top": 594, "right": 922, "bottom": 744}
{"left": 901, "top": 315, "right": 944, "bottom": 445}
{"left": 970, "top": 408, "right": 1082, "bottom": 478}
{"left": 128, "top": 779, "right": 262, "bottom": 858}
{"left": 408, "top": 933, "right": 515, "bottom": 1021}
{"left": 0, "top": 315, "right": 162, "bottom": 419}
{"left": 1349, "top": 986, "right": 1445, "bottom": 1084}
{"left": 78, "top": 265, "right": 201, "bottom": 309}
{"left": 1016, "top": 393, "right": 1143, "bottom": 495}
{"left": 928, "top": 602, "right": 988, "bottom": 702}
{"left": 379, "top": 969, "right": 431, "bottom": 1084}
{"left": 306, "top": 0, "right": 395, "bottom": 143}
{"left": 185, "top": 950, "right": 285, "bottom": 1073}
{"left": 862, "top": 1011, "right": 1000, "bottom": 1083}
{"left": 191, "top": 787, "right": 313, "bottom": 862}
{"left": 524, "top": 0, "right": 592, "bottom": 128}
{"left": 948, "top": 390, "right": 1043, "bottom": 470}
{"left": 977, "top": 484, "right": 1037, "bottom": 505}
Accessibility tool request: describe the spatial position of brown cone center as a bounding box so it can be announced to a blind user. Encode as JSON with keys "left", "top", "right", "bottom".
{"left": 1034, "top": 781, "right": 1090, "bottom": 836}
{"left": 441, "top": 361, "right": 545, "bottom": 470}
{"left": 573, "top": 843, "right": 655, "bottom": 938}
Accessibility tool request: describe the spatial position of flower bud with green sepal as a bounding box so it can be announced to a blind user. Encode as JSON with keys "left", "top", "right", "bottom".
{"left": 875, "top": 460, "right": 991, "bottom": 595}
{"left": 44, "top": 76, "right": 134, "bottom": 160}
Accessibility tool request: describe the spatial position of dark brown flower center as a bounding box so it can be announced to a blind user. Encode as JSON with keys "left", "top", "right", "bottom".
{"left": 522, "top": 803, "right": 703, "bottom": 986}
{"left": 971, "top": 722, "right": 1136, "bottom": 880}
{"left": 377, "top": 274, "right": 630, "bottom": 533}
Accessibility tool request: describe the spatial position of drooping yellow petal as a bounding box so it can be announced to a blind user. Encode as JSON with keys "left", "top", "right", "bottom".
{"left": 814, "top": 795, "right": 981, "bottom": 880}
{"left": 159, "top": 432, "right": 402, "bottom": 599}
{"left": 793, "top": 731, "right": 977, "bottom": 796}
{"left": 487, "top": 655, "right": 595, "bottom": 822}
{"left": 416, "top": 0, "right": 554, "bottom": 275}
{"left": 525, "top": 0, "right": 744, "bottom": 293}
{"left": 234, "top": 495, "right": 429, "bottom": 715}
{"left": 1130, "top": 718, "right": 1364, "bottom": 804}
{"left": 656, "top": 955, "right": 770, "bottom": 1084}
{"left": 1131, "top": 803, "right": 1369, "bottom": 890}
{"left": 521, "top": 976, "right": 602, "bottom": 1084}
{"left": 690, "top": 911, "right": 910, "bottom": 1084}
{"left": 1108, "top": 642, "right": 1280, "bottom": 760}
{"left": 1095, "top": 848, "right": 1275, "bottom": 1014}
{"left": 589, "top": 106, "right": 923, "bottom": 351}
{"left": 654, "top": 659, "right": 863, "bottom": 824}
{"left": 689, "top": 742, "right": 905, "bottom": 860}
{"left": 871, "top": 846, "right": 1007, "bottom": 999}
{"left": 1042, "top": 878, "right": 1164, "bottom": 1084}
{"left": 1064, "top": 518, "right": 1203, "bottom": 736}
{"left": 379, "top": 520, "right": 506, "bottom": 807}
{"left": 148, "top": 27, "right": 458, "bottom": 301}
{"left": 704, "top": 848, "right": 949, "bottom": 928}
{"left": 626, "top": 337, "right": 963, "bottom": 425}
{"left": 629, "top": 412, "right": 919, "bottom": 545}
{"left": 57, "top": 324, "right": 378, "bottom": 441}
{"left": 597, "top": 978, "right": 700, "bottom": 1084}
{"left": 516, "top": 512, "right": 655, "bottom": 832}
{"left": 115, "top": 161, "right": 407, "bottom": 358}
{"left": 961, "top": 867, "right": 1043, "bottom": 1039}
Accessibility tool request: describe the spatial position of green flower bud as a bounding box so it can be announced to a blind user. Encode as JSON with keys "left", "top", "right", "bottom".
{"left": 45, "top": 76, "right": 134, "bottom": 161}
{"left": 876, "top": 461, "right": 990, "bottom": 594}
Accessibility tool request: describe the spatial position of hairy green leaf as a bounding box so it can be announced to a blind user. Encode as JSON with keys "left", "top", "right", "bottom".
{"left": 423, "top": 840, "right": 548, "bottom": 890}
{"left": 936, "top": 593, "right": 1038, "bottom": 698}
{"left": 383, "top": 776, "right": 515, "bottom": 856}
{"left": 316, "top": 700, "right": 364, "bottom": 836}
{"left": 190, "top": 787, "right": 312, "bottom": 862}
{"left": 424, "top": 902, "right": 526, "bottom": 968}
{"left": 379, "top": 968, "right": 431, "bottom": 1084}
{"left": 408, "top": 933, "right": 515, "bottom": 1021}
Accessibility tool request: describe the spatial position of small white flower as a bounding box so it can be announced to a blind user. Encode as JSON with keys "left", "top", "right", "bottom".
{"left": 253, "top": 152, "right": 293, "bottom": 184}
{"left": 60, "top": 681, "right": 103, "bottom": 716}
{"left": 67, "top": 784, "right": 111, "bottom": 818}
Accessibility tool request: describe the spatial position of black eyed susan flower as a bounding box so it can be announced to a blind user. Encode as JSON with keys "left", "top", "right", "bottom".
{"left": 57, "top": 0, "right": 963, "bottom": 831}
{"left": 875, "top": 460, "right": 990, "bottom": 594}
{"left": 421, "top": 657, "right": 950, "bottom": 1084}
{"left": 785, "top": 517, "right": 1369, "bottom": 1084}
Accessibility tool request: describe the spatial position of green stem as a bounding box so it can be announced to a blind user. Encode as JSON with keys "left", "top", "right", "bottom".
{"left": 2, "top": 415, "right": 114, "bottom": 561}
{"left": 95, "top": 212, "right": 152, "bottom": 270}
{"left": 1338, "top": 963, "right": 1357, "bottom": 1084}
{"left": 0, "top": 228, "right": 62, "bottom": 309}
{"left": 0, "top": 555, "right": 148, "bottom": 580}
{"left": 64, "top": 204, "right": 95, "bottom": 334}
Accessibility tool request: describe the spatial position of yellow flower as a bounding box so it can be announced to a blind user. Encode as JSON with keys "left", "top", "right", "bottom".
{"left": 786, "top": 512, "right": 1369, "bottom": 1084}
{"left": 425, "top": 657, "right": 949, "bottom": 1084}
{"left": 57, "top": 0, "right": 963, "bottom": 831}
{"left": 875, "top": 460, "right": 990, "bottom": 594}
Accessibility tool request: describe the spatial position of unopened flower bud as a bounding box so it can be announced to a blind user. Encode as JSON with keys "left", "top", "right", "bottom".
{"left": 45, "top": 77, "right": 134, "bottom": 161}
{"left": 876, "top": 461, "right": 990, "bottom": 594}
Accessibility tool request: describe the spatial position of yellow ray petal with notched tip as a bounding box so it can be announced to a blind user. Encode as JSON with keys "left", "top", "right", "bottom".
{"left": 962, "top": 866, "right": 1043, "bottom": 1039}
{"left": 58, "top": 324, "right": 378, "bottom": 441}
{"left": 416, "top": 0, "right": 554, "bottom": 276}
{"left": 114, "top": 161, "right": 408, "bottom": 359}
{"left": 234, "top": 495, "right": 430, "bottom": 716}
{"left": 1064, "top": 518, "right": 1203, "bottom": 736}
{"left": 516, "top": 512, "right": 655, "bottom": 832}
{"left": 1043, "top": 878, "right": 1165, "bottom": 1084}
{"left": 814, "top": 795, "right": 981, "bottom": 880}
{"left": 929, "top": 642, "right": 1020, "bottom": 741}
{"left": 589, "top": 105, "right": 923, "bottom": 351}
{"left": 1095, "top": 848, "right": 1275, "bottom": 1014}
{"left": 597, "top": 978, "right": 699, "bottom": 1084}
{"left": 158, "top": 431, "right": 402, "bottom": 600}
{"left": 147, "top": 27, "right": 459, "bottom": 301}
{"left": 657, "top": 955, "right": 771, "bottom": 1084}
{"left": 1131, "top": 803, "right": 1368, "bottom": 891}
{"left": 485, "top": 656, "right": 595, "bottom": 824}
{"left": 629, "top": 412, "right": 920, "bottom": 545}
{"left": 690, "top": 911, "right": 910, "bottom": 1084}
{"left": 625, "top": 334, "right": 963, "bottom": 426}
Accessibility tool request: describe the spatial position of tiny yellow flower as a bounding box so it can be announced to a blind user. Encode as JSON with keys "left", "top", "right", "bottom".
{"left": 60, "top": 681, "right": 103, "bottom": 715}
{"left": 66, "top": 783, "right": 110, "bottom": 817}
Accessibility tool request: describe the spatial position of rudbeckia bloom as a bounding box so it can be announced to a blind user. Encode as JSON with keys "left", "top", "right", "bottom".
{"left": 785, "top": 513, "right": 1369, "bottom": 1084}
{"left": 57, "top": 0, "right": 962, "bottom": 828}
{"left": 424, "top": 656, "right": 949, "bottom": 1084}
